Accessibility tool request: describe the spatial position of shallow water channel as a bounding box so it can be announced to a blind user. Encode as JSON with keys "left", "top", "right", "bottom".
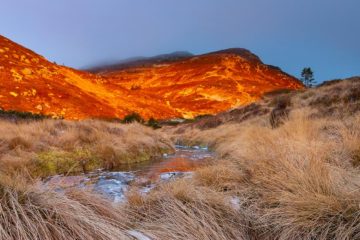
{"left": 45, "top": 145, "right": 214, "bottom": 202}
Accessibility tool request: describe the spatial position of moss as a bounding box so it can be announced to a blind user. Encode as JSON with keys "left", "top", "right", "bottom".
{"left": 29, "top": 144, "right": 174, "bottom": 177}
{"left": 32, "top": 149, "right": 101, "bottom": 177}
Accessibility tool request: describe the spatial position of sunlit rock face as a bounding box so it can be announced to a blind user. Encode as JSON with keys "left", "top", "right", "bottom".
{"left": 0, "top": 35, "right": 303, "bottom": 120}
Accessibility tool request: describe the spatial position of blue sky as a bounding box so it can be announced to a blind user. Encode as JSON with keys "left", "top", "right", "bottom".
{"left": 1, "top": 0, "right": 359, "bottom": 82}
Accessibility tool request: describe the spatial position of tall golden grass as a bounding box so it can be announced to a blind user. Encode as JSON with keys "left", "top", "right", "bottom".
{"left": 166, "top": 108, "right": 360, "bottom": 239}
{"left": 0, "top": 174, "right": 134, "bottom": 240}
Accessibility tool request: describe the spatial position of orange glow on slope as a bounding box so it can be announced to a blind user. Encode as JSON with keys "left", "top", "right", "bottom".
{"left": 0, "top": 35, "right": 303, "bottom": 120}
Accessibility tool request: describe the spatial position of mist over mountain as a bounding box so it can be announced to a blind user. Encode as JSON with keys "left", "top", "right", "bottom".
{"left": 84, "top": 51, "right": 194, "bottom": 73}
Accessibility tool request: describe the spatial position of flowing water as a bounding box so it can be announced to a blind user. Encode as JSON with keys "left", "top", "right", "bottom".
{"left": 45, "top": 145, "right": 214, "bottom": 202}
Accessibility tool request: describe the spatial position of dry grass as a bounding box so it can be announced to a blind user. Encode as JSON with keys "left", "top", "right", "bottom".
{"left": 166, "top": 108, "right": 360, "bottom": 239}
{"left": 294, "top": 77, "right": 360, "bottom": 117}
{"left": 0, "top": 119, "right": 174, "bottom": 177}
{"left": 0, "top": 174, "right": 133, "bottom": 240}
{"left": 122, "top": 179, "right": 252, "bottom": 240}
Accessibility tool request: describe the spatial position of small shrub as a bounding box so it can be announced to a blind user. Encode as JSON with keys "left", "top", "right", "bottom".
{"left": 122, "top": 112, "right": 144, "bottom": 124}
{"left": 0, "top": 109, "right": 49, "bottom": 121}
{"left": 147, "top": 117, "right": 161, "bottom": 129}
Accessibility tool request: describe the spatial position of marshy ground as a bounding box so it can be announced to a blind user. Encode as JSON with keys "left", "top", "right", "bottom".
{"left": 44, "top": 145, "right": 214, "bottom": 202}
{"left": 0, "top": 77, "right": 360, "bottom": 240}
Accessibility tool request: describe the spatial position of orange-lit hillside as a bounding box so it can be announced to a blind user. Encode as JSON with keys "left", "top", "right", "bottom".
{"left": 99, "top": 49, "right": 304, "bottom": 118}
{"left": 0, "top": 35, "right": 303, "bottom": 120}
{"left": 0, "top": 35, "right": 178, "bottom": 119}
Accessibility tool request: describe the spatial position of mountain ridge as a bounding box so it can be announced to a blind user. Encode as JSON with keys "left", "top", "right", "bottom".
{"left": 85, "top": 48, "right": 264, "bottom": 74}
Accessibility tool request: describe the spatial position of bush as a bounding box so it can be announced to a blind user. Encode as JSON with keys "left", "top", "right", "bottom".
{"left": 147, "top": 117, "right": 161, "bottom": 129}
{"left": 122, "top": 112, "right": 144, "bottom": 124}
{"left": 0, "top": 109, "right": 49, "bottom": 121}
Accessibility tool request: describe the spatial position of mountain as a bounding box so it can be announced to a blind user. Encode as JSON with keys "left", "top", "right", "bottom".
{"left": 99, "top": 48, "right": 304, "bottom": 118}
{"left": 85, "top": 51, "right": 194, "bottom": 73}
{"left": 0, "top": 35, "right": 179, "bottom": 119}
{"left": 0, "top": 35, "right": 303, "bottom": 120}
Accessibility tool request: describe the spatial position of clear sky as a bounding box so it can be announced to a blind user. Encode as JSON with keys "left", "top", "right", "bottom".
{"left": 1, "top": 0, "right": 359, "bottom": 83}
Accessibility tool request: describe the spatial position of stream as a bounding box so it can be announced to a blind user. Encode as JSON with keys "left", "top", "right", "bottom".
{"left": 45, "top": 145, "right": 214, "bottom": 202}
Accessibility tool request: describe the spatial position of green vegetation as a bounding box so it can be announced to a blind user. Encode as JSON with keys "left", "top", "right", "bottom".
{"left": 33, "top": 149, "right": 99, "bottom": 176}
{"left": 146, "top": 117, "right": 161, "bottom": 129}
{"left": 122, "top": 112, "right": 144, "bottom": 124}
{"left": 0, "top": 108, "right": 50, "bottom": 120}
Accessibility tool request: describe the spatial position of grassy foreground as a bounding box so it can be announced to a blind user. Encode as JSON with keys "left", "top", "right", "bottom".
{"left": 166, "top": 111, "right": 360, "bottom": 239}
{"left": 162, "top": 77, "right": 360, "bottom": 239}
{"left": 0, "top": 78, "right": 360, "bottom": 239}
